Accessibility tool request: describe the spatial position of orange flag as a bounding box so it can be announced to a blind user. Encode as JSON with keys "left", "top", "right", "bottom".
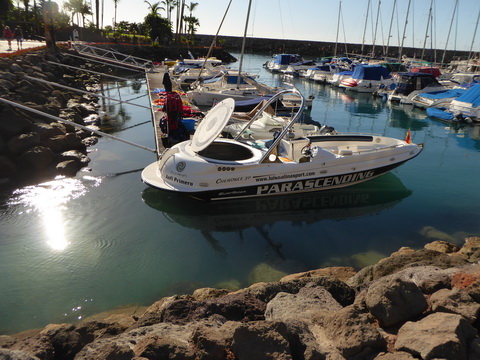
{"left": 405, "top": 129, "right": 412, "bottom": 144}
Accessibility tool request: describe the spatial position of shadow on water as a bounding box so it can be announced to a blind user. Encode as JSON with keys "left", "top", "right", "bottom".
{"left": 142, "top": 173, "right": 412, "bottom": 254}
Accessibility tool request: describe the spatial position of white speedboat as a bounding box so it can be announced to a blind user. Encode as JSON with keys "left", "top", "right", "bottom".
{"left": 142, "top": 89, "right": 423, "bottom": 201}
{"left": 186, "top": 72, "right": 274, "bottom": 107}
{"left": 339, "top": 65, "right": 394, "bottom": 93}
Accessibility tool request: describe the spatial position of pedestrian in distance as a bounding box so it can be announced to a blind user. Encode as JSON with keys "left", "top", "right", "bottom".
{"left": 3, "top": 26, "right": 13, "bottom": 51}
{"left": 13, "top": 25, "right": 23, "bottom": 50}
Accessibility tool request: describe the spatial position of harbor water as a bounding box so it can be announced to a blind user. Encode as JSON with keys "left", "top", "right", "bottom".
{"left": 1, "top": 53, "right": 479, "bottom": 335}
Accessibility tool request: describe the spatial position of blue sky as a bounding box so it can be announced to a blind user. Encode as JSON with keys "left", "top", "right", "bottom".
{"left": 62, "top": 0, "right": 479, "bottom": 52}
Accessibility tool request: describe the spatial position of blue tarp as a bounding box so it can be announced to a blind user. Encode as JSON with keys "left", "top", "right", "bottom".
{"left": 275, "top": 54, "right": 302, "bottom": 65}
{"left": 426, "top": 107, "right": 454, "bottom": 121}
{"left": 453, "top": 84, "right": 480, "bottom": 107}
{"left": 289, "top": 60, "right": 317, "bottom": 67}
{"left": 351, "top": 65, "right": 392, "bottom": 81}
{"left": 419, "top": 89, "right": 466, "bottom": 100}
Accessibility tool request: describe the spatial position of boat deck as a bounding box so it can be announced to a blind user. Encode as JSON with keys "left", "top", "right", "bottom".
{"left": 146, "top": 67, "right": 199, "bottom": 155}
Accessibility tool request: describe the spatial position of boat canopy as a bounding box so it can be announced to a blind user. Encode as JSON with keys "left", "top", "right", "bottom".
{"left": 453, "top": 84, "right": 480, "bottom": 107}
{"left": 411, "top": 66, "right": 441, "bottom": 78}
{"left": 351, "top": 65, "right": 392, "bottom": 80}
{"left": 274, "top": 54, "right": 302, "bottom": 65}
{"left": 394, "top": 72, "right": 439, "bottom": 96}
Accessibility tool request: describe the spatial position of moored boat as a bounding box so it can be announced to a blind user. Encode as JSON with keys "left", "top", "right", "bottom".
{"left": 142, "top": 89, "right": 423, "bottom": 201}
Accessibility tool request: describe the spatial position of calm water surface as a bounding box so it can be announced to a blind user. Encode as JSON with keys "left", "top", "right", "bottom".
{"left": 1, "top": 53, "right": 480, "bottom": 334}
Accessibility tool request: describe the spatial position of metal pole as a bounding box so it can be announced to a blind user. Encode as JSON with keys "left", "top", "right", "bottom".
{"left": 399, "top": 0, "right": 411, "bottom": 61}
{"left": 47, "top": 61, "right": 130, "bottom": 81}
{"left": 64, "top": 52, "right": 146, "bottom": 73}
{"left": 0, "top": 97, "right": 156, "bottom": 153}
{"left": 237, "top": 0, "right": 253, "bottom": 89}
{"left": 194, "top": 0, "right": 233, "bottom": 84}
{"left": 25, "top": 76, "right": 151, "bottom": 109}
{"left": 442, "top": 0, "right": 458, "bottom": 65}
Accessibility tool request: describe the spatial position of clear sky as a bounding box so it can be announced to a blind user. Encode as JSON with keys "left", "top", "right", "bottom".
{"left": 59, "top": 0, "right": 479, "bottom": 52}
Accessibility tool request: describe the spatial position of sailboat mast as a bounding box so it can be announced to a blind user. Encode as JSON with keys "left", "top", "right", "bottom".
{"left": 399, "top": 0, "right": 411, "bottom": 61}
{"left": 441, "top": 0, "right": 458, "bottom": 65}
{"left": 421, "top": 0, "right": 434, "bottom": 61}
{"left": 361, "top": 0, "right": 371, "bottom": 55}
{"left": 385, "top": 0, "right": 397, "bottom": 58}
{"left": 237, "top": 0, "right": 253, "bottom": 89}
{"left": 335, "top": 1, "right": 342, "bottom": 57}
{"left": 372, "top": 0, "right": 381, "bottom": 58}
{"left": 467, "top": 6, "right": 480, "bottom": 65}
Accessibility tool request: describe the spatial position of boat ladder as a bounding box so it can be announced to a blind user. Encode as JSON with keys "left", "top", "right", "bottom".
{"left": 72, "top": 43, "right": 154, "bottom": 71}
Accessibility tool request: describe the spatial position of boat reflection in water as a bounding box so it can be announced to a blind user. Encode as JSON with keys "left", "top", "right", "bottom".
{"left": 141, "top": 173, "right": 412, "bottom": 233}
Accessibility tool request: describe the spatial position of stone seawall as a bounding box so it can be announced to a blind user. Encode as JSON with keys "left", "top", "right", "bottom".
{"left": 2, "top": 238, "right": 480, "bottom": 359}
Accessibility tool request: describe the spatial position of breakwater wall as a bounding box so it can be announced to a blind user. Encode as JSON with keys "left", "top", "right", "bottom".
{"left": 194, "top": 34, "right": 473, "bottom": 64}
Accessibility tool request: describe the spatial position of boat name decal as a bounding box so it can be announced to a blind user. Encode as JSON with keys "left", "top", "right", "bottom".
{"left": 216, "top": 177, "right": 244, "bottom": 184}
{"left": 165, "top": 174, "right": 194, "bottom": 186}
{"left": 256, "top": 170, "right": 376, "bottom": 195}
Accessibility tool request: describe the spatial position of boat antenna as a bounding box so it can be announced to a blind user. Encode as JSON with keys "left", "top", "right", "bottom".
{"left": 237, "top": 0, "right": 253, "bottom": 89}
{"left": 193, "top": 0, "right": 233, "bottom": 84}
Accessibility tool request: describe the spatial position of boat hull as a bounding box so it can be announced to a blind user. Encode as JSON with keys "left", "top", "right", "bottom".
{"left": 142, "top": 154, "right": 417, "bottom": 201}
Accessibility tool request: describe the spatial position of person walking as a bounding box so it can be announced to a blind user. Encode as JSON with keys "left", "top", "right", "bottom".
{"left": 13, "top": 26, "right": 23, "bottom": 50}
{"left": 3, "top": 26, "right": 13, "bottom": 51}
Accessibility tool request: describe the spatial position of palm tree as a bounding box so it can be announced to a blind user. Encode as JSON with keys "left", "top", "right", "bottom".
{"left": 64, "top": 0, "right": 83, "bottom": 26}
{"left": 79, "top": 1, "right": 92, "bottom": 27}
{"left": 183, "top": 2, "right": 197, "bottom": 38}
{"left": 144, "top": 0, "right": 164, "bottom": 16}
{"left": 113, "top": 0, "right": 119, "bottom": 29}
{"left": 183, "top": 14, "right": 198, "bottom": 41}
{"left": 161, "top": 0, "right": 176, "bottom": 23}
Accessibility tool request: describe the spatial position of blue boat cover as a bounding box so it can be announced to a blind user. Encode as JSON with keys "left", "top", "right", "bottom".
{"left": 453, "top": 84, "right": 480, "bottom": 107}
{"left": 426, "top": 107, "right": 454, "bottom": 121}
{"left": 275, "top": 54, "right": 302, "bottom": 65}
{"left": 290, "top": 60, "right": 317, "bottom": 67}
{"left": 419, "top": 89, "right": 466, "bottom": 100}
{"left": 351, "top": 65, "right": 392, "bottom": 80}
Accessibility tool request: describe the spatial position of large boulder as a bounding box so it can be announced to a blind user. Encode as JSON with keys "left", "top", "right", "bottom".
{"left": 7, "top": 132, "right": 41, "bottom": 155}
{"left": 347, "top": 249, "right": 469, "bottom": 289}
{"left": 231, "top": 321, "right": 292, "bottom": 360}
{"left": 0, "top": 108, "right": 32, "bottom": 138}
{"left": 265, "top": 285, "right": 343, "bottom": 323}
{"left": 430, "top": 288, "right": 480, "bottom": 324}
{"left": 317, "top": 305, "right": 386, "bottom": 358}
{"left": 395, "top": 312, "right": 477, "bottom": 360}
{"left": 364, "top": 275, "right": 428, "bottom": 328}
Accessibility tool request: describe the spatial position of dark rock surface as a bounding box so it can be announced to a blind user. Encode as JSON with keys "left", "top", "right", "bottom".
{"left": 3, "top": 239, "right": 480, "bottom": 359}
{"left": 0, "top": 48, "right": 103, "bottom": 190}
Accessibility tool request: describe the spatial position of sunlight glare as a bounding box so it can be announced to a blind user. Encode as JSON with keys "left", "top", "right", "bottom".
{"left": 8, "top": 176, "right": 102, "bottom": 251}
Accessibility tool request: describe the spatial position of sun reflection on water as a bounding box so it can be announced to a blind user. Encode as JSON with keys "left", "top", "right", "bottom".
{"left": 7, "top": 176, "right": 102, "bottom": 251}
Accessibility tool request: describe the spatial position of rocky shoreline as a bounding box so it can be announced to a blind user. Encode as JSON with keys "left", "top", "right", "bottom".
{"left": 0, "top": 47, "right": 105, "bottom": 190}
{"left": 1, "top": 238, "right": 480, "bottom": 359}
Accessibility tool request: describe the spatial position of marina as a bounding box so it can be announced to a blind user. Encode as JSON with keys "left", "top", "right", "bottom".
{"left": 1, "top": 50, "right": 480, "bottom": 335}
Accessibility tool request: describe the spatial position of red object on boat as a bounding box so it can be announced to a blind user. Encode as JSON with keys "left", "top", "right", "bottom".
{"left": 411, "top": 67, "right": 441, "bottom": 78}
{"left": 341, "top": 79, "right": 358, "bottom": 87}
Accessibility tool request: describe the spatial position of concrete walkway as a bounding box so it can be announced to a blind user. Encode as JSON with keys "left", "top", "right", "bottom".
{"left": 0, "top": 39, "right": 46, "bottom": 54}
